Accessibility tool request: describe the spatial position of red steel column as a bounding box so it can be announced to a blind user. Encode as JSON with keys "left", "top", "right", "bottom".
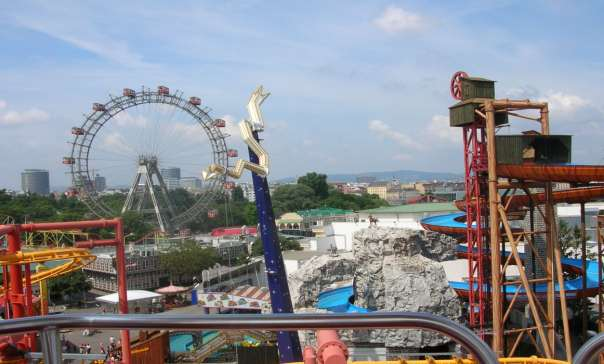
{"left": 114, "top": 218, "right": 131, "bottom": 364}
{"left": 6, "top": 228, "right": 25, "bottom": 319}
{"left": 2, "top": 266, "right": 9, "bottom": 318}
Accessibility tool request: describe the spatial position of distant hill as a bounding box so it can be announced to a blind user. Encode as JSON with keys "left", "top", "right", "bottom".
{"left": 276, "top": 170, "right": 463, "bottom": 183}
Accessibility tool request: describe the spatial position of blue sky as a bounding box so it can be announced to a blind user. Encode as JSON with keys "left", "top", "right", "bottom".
{"left": 1, "top": 1, "right": 603, "bottom": 190}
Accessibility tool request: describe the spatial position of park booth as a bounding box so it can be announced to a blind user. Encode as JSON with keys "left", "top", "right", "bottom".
{"left": 97, "top": 290, "right": 163, "bottom": 314}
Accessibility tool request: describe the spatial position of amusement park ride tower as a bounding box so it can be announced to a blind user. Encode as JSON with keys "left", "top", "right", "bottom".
{"left": 449, "top": 73, "right": 572, "bottom": 359}
{"left": 202, "top": 86, "right": 303, "bottom": 362}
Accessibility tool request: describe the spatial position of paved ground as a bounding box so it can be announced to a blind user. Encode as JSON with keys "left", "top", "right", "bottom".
{"left": 61, "top": 304, "right": 208, "bottom": 354}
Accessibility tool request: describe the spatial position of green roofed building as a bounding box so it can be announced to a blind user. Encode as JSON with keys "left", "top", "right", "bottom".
{"left": 297, "top": 207, "right": 353, "bottom": 218}
{"left": 276, "top": 207, "right": 354, "bottom": 238}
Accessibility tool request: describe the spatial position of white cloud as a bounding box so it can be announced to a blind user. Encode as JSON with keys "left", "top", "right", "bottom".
{"left": 302, "top": 138, "right": 314, "bottom": 146}
{"left": 14, "top": 14, "right": 151, "bottom": 68}
{"left": 114, "top": 112, "right": 148, "bottom": 127}
{"left": 368, "top": 119, "right": 422, "bottom": 150}
{"left": 393, "top": 153, "right": 411, "bottom": 161}
{"left": 100, "top": 132, "right": 136, "bottom": 155}
{"left": 540, "top": 91, "right": 589, "bottom": 113}
{"left": 171, "top": 122, "right": 206, "bottom": 143}
{"left": 374, "top": 6, "right": 424, "bottom": 33}
{"left": 426, "top": 114, "right": 459, "bottom": 144}
{"left": 219, "top": 114, "right": 241, "bottom": 139}
{"left": 0, "top": 103, "right": 49, "bottom": 125}
{"left": 505, "top": 85, "right": 539, "bottom": 99}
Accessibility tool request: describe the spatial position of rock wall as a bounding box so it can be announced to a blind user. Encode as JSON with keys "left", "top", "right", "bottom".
{"left": 288, "top": 227, "right": 462, "bottom": 349}
{"left": 351, "top": 228, "right": 462, "bottom": 347}
{"left": 288, "top": 252, "right": 355, "bottom": 309}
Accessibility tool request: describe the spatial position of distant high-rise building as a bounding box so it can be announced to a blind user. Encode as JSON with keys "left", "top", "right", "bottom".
{"left": 160, "top": 167, "right": 181, "bottom": 190}
{"left": 21, "top": 169, "right": 50, "bottom": 195}
{"left": 94, "top": 174, "right": 106, "bottom": 192}
{"left": 356, "top": 176, "right": 376, "bottom": 184}
{"left": 160, "top": 167, "right": 181, "bottom": 179}
{"left": 238, "top": 182, "right": 255, "bottom": 202}
{"left": 180, "top": 177, "right": 202, "bottom": 191}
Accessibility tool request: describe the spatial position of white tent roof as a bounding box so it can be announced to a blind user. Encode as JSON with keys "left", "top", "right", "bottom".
{"left": 96, "top": 290, "right": 162, "bottom": 304}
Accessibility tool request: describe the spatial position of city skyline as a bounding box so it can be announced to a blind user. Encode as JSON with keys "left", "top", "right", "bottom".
{"left": 2, "top": 1, "right": 604, "bottom": 190}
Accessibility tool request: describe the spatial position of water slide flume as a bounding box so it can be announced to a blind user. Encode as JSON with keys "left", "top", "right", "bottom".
{"left": 421, "top": 163, "right": 604, "bottom": 301}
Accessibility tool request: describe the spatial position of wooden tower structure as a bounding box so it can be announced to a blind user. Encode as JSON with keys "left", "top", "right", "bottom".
{"left": 449, "top": 73, "right": 571, "bottom": 360}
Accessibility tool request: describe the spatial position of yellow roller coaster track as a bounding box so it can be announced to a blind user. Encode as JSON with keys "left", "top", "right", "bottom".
{"left": 0, "top": 248, "right": 96, "bottom": 295}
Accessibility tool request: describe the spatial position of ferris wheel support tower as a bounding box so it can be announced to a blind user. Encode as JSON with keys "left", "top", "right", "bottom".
{"left": 122, "top": 155, "right": 176, "bottom": 232}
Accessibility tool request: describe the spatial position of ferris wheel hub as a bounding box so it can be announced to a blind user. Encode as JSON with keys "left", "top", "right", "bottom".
{"left": 138, "top": 155, "right": 158, "bottom": 166}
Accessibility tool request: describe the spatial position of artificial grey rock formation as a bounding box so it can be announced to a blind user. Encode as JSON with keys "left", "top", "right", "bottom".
{"left": 288, "top": 227, "right": 462, "bottom": 349}
{"left": 288, "top": 252, "right": 355, "bottom": 309}
{"left": 352, "top": 227, "right": 462, "bottom": 348}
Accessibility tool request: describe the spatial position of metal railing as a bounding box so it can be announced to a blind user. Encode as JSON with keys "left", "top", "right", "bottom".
{"left": 574, "top": 332, "right": 604, "bottom": 364}
{"left": 0, "top": 312, "right": 498, "bottom": 364}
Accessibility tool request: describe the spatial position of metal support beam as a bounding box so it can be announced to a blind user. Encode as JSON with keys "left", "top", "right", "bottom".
{"left": 40, "top": 327, "right": 62, "bottom": 364}
{"left": 485, "top": 101, "right": 502, "bottom": 356}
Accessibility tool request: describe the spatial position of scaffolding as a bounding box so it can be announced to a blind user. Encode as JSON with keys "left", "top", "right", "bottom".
{"left": 483, "top": 100, "right": 570, "bottom": 359}
{"left": 462, "top": 120, "right": 489, "bottom": 336}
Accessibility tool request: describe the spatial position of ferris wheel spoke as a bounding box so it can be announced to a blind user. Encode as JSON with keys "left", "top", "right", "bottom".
{"left": 156, "top": 103, "right": 181, "bottom": 155}
{"left": 157, "top": 121, "right": 207, "bottom": 157}
{"left": 92, "top": 163, "right": 135, "bottom": 171}
{"left": 159, "top": 146, "right": 213, "bottom": 161}
{"left": 159, "top": 160, "right": 207, "bottom": 167}
{"left": 93, "top": 145, "right": 137, "bottom": 160}
{"left": 87, "top": 157, "right": 131, "bottom": 163}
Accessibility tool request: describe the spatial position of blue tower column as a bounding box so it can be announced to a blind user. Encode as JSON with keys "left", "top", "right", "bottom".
{"left": 248, "top": 131, "right": 302, "bottom": 363}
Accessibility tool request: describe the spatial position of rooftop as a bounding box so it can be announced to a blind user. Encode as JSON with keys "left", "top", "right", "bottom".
{"left": 368, "top": 181, "right": 389, "bottom": 187}
{"left": 282, "top": 250, "right": 326, "bottom": 261}
{"left": 96, "top": 290, "right": 162, "bottom": 304}
{"left": 297, "top": 207, "right": 353, "bottom": 217}
{"left": 359, "top": 202, "right": 457, "bottom": 214}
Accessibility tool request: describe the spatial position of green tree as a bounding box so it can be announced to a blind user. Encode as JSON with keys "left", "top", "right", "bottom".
{"left": 159, "top": 240, "right": 220, "bottom": 284}
{"left": 251, "top": 235, "right": 302, "bottom": 256}
{"left": 272, "top": 184, "right": 318, "bottom": 217}
{"left": 298, "top": 172, "right": 329, "bottom": 199}
{"left": 231, "top": 186, "right": 246, "bottom": 202}
{"left": 47, "top": 270, "right": 92, "bottom": 303}
{"left": 121, "top": 211, "right": 154, "bottom": 241}
{"left": 558, "top": 220, "right": 583, "bottom": 258}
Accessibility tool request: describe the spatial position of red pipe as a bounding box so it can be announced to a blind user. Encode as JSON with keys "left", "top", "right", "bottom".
{"left": 75, "top": 239, "right": 118, "bottom": 249}
{"left": 303, "top": 346, "right": 317, "bottom": 364}
{"left": 114, "top": 219, "right": 131, "bottom": 364}
{"left": 19, "top": 219, "right": 119, "bottom": 232}
{"left": 315, "top": 330, "right": 347, "bottom": 364}
{"left": 0, "top": 225, "right": 15, "bottom": 235}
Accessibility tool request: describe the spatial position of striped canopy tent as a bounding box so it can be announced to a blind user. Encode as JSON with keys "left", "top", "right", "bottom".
{"left": 155, "top": 284, "right": 189, "bottom": 295}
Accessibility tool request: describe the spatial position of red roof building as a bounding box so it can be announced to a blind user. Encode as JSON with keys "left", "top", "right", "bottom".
{"left": 210, "top": 226, "right": 257, "bottom": 237}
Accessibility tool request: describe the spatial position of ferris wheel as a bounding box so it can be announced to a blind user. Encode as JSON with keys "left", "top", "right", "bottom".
{"left": 64, "top": 86, "right": 235, "bottom": 232}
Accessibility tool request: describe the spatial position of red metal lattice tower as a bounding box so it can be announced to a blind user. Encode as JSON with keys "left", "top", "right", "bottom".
{"left": 462, "top": 121, "right": 490, "bottom": 334}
